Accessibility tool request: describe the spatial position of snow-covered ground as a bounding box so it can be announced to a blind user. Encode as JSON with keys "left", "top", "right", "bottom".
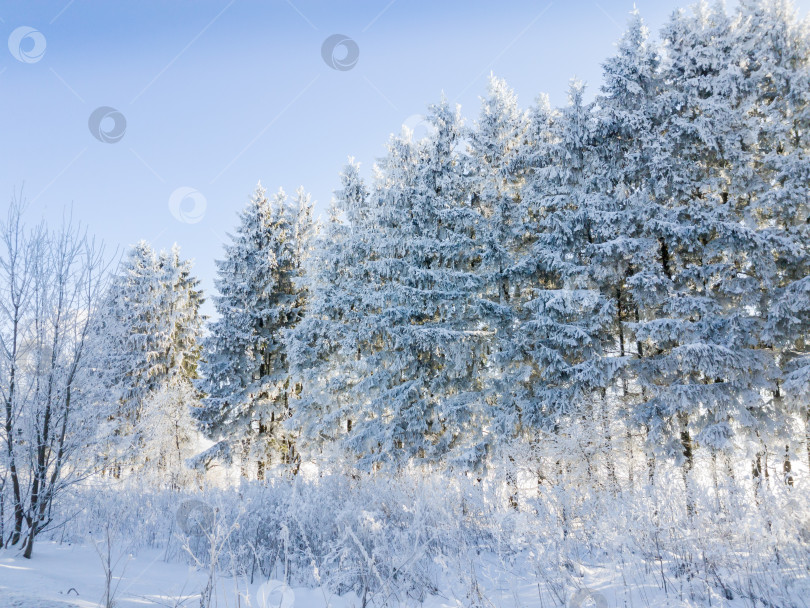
{"left": 0, "top": 541, "right": 343, "bottom": 608}
{"left": 5, "top": 468, "right": 807, "bottom": 608}
{"left": 0, "top": 541, "right": 628, "bottom": 608}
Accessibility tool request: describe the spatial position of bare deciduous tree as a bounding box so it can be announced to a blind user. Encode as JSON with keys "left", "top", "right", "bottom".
{"left": 0, "top": 197, "right": 110, "bottom": 557}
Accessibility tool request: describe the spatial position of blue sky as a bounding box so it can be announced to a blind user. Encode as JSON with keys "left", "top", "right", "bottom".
{"left": 2, "top": 0, "right": 809, "bottom": 315}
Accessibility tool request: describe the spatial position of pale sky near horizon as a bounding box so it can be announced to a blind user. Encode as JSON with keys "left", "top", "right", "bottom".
{"left": 2, "top": 0, "right": 809, "bottom": 316}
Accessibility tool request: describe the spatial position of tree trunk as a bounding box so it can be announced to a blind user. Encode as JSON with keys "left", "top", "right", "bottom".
{"left": 805, "top": 409, "right": 810, "bottom": 473}
{"left": 9, "top": 464, "right": 23, "bottom": 546}
{"left": 557, "top": 460, "right": 568, "bottom": 540}
{"left": 626, "top": 428, "right": 634, "bottom": 491}
{"left": 601, "top": 393, "right": 618, "bottom": 494}
{"left": 240, "top": 437, "right": 252, "bottom": 479}
{"left": 506, "top": 455, "right": 518, "bottom": 510}
{"left": 659, "top": 238, "right": 673, "bottom": 281}
{"left": 711, "top": 449, "right": 722, "bottom": 513}
{"left": 679, "top": 413, "right": 695, "bottom": 517}
{"left": 723, "top": 452, "right": 737, "bottom": 510}
{"left": 22, "top": 517, "right": 37, "bottom": 559}
{"left": 752, "top": 452, "right": 763, "bottom": 505}
{"left": 783, "top": 445, "right": 793, "bottom": 487}
{"left": 4, "top": 342, "right": 24, "bottom": 547}
{"left": 0, "top": 478, "right": 4, "bottom": 548}
{"left": 764, "top": 445, "right": 770, "bottom": 486}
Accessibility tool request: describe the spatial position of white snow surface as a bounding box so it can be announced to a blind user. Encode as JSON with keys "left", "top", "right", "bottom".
{"left": 1, "top": 541, "right": 347, "bottom": 608}
{"left": 0, "top": 540, "right": 642, "bottom": 608}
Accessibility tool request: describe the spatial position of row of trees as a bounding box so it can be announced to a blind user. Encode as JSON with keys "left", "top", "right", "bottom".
{"left": 193, "top": 1, "right": 810, "bottom": 498}
{"left": 3, "top": 0, "right": 810, "bottom": 555}
{"left": 0, "top": 184, "right": 315, "bottom": 557}
{"left": 287, "top": 0, "right": 810, "bottom": 490}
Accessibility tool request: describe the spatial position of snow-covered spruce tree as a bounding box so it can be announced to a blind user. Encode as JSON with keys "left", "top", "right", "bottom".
{"left": 358, "top": 99, "right": 494, "bottom": 469}
{"left": 491, "top": 91, "right": 553, "bottom": 441}
{"left": 195, "top": 185, "right": 313, "bottom": 479}
{"left": 89, "top": 241, "right": 204, "bottom": 486}
{"left": 740, "top": 0, "right": 810, "bottom": 474}
{"left": 504, "top": 82, "right": 619, "bottom": 489}
{"left": 464, "top": 76, "right": 535, "bottom": 499}
{"left": 142, "top": 246, "right": 205, "bottom": 487}
{"left": 629, "top": 3, "right": 777, "bottom": 513}
{"left": 557, "top": 80, "right": 635, "bottom": 494}
{"left": 286, "top": 160, "right": 374, "bottom": 464}
{"left": 292, "top": 101, "right": 494, "bottom": 469}
{"left": 91, "top": 242, "right": 166, "bottom": 473}
{"left": 465, "top": 76, "right": 529, "bottom": 433}
{"left": 592, "top": 9, "right": 677, "bottom": 489}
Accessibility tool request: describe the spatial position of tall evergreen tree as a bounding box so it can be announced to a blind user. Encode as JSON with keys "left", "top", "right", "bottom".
{"left": 741, "top": 0, "right": 810, "bottom": 470}
{"left": 466, "top": 76, "right": 531, "bottom": 443}
{"left": 630, "top": 3, "right": 776, "bottom": 510}
{"left": 504, "top": 83, "right": 618, "bottom": 439}
{"left": 287, "top": 160, "right": 373, "bottom": 459}
{"left": 90, "top": 241, "right": 204, "bottom": 484}
{"left": 362, "top": 99, "right": 492, "bottom": 468}
{"left": 196, "top": 185, "right": 313, "bottom": 478}
{"left": 593, "top": 9, "right": 666, "bottom": 484}
{"left": 292, "top": 101, "right": 495, "bottom": 469}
